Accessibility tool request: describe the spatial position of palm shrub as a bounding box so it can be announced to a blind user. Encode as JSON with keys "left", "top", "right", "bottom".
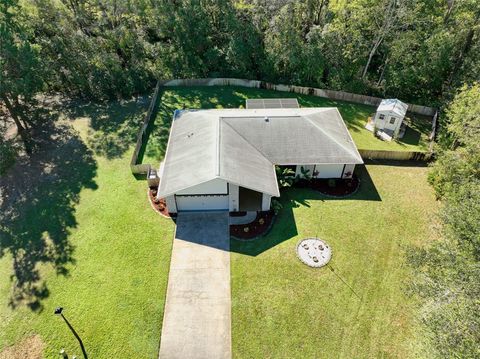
{"left": 275, "top": 166, "right": 295, "bottom": 189}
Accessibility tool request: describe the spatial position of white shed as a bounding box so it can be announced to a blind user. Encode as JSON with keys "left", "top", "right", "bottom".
{"left": 373, "top": 99, "right": 408, "bottom": 139}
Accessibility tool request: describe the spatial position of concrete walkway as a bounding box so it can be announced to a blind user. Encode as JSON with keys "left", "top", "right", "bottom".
{"left": 159, "top": 212, "right": 231, "bottom": 359}
{"left": 228, "top": 211, "right": 257, "bottom": 225}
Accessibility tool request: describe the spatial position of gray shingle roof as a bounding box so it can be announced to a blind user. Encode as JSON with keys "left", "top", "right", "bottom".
{"left": 157, "top": 108, "right": 363, "bottom": 198}
{"left": 377, "top": 99, "right": 408, "bottom": 117}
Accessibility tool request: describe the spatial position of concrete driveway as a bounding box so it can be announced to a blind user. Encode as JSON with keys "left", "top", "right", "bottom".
{"left": 159, "top": 212, "right": 231, "bottom": 359}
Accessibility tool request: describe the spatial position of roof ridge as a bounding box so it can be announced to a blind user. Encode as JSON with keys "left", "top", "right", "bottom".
{"left": 304, "top": 109, "right": 360, "bottom": 160}
{"left": 220, "top": 118, "right": 273, "bottom": 165}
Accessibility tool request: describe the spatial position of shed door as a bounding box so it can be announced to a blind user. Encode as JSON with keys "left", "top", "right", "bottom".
{"left": 175, "top": 195, "right": 229, "bottom": 212}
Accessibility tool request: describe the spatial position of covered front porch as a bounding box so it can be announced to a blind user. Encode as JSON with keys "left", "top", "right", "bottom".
{"left": 232, "top": 185, "right": 271, "bottom": 212}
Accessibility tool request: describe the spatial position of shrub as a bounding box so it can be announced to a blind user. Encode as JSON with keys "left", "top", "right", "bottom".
{"left": 271, "top": 198, "right": 283, "bottom": 215}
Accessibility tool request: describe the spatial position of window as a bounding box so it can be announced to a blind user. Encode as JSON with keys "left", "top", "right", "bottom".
{"left": 389, "top": 117, "right": 396, "bottom": 124}
{"left": 379, "top": 114, "right": 385, "bottom": 120}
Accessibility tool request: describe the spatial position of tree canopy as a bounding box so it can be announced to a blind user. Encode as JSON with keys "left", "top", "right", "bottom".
{"left": 411, "top": 83, "right": 480, "bottom": 358}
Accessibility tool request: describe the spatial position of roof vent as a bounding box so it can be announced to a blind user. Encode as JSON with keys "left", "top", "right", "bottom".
{"left": 187, "top": 132, "right": 194, "bottom": 138}
{"left": 264, "top": 117, "right": 269, "bottom": 122}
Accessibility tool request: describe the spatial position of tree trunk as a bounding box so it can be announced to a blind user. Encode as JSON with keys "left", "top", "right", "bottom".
{"left": 2, "top": 94, "right": 33, "bottom": 155}
{"left": 444, "top": 0, "right": 455, "bottom": 24}
{"left": 362, "top": 35, "right": 384, "bottom": 79}
{"left": 377, "top": 56, "right": 388, "bottom": 86}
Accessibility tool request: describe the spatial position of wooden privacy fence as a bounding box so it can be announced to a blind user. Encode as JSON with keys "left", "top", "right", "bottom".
{"left": 358, "top": 149, "right": 433, "bottom": 161}
{"left": 158, "top": 78, "right": 438, "bottom": 117}
{"left": 130, "top": 78, "right": 436, "bottom": 175}
{"left": 130, "top": 80, "right": 161, "bottom": 175}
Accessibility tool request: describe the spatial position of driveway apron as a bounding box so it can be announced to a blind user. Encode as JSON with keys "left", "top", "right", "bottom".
{"left": 159, "top": 211, "right": 231, "bottom": 359}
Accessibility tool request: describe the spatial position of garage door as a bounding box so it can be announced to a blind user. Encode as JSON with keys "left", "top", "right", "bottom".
{"left": 315, "top": 164, "right": 344, "bottom": 178}
{"left": 175, "top": 195, "right": 229, "bottom": 212}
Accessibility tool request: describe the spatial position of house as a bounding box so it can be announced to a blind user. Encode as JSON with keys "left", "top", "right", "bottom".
{"left": 156, "top": 104, "right": 363, "bottom": 214}
{"left": 371, "top": 99, "right": 408, "bottom": 140}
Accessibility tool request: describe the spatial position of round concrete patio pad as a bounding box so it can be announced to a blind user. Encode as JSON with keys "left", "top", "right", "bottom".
{"left": 296, "top": 238, "right": 332, "bottom": 268}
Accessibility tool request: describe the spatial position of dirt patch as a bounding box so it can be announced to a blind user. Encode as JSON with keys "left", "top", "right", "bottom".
{"left": 230, "top": 211, "right": 275, "bottom": 240}
{"left": 0, "top": 335, "right": 44, "bottom": 359}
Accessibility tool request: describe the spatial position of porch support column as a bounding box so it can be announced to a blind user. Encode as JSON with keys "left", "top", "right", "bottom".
{"left": 165, "top": 195, "right": 177, "bottom": 213}
{"left": 261, "top": 194, "right": 271, "bottom": 211}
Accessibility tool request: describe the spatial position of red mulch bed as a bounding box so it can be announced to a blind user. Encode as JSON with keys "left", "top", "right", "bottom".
{"left": 296, "top": 176, "right": 360, "bottom": 197}
{"left": 230, "top": 211, "right": 275, "bottom": 240}
{"left": 148, "top": 187, "right": 175, "bottom": 218}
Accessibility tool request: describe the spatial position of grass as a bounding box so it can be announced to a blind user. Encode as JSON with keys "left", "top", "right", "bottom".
{"left": 230, "top": 163, "right": 439, "bottom": 358}
{"left": 0, "top": 108, "right": 174, "bottom": 357}
{"left": 143, "top": 86, "right": 432, "bottom": 166}
{"left": 0, "top": 92, "right": 437, "bottom": 358}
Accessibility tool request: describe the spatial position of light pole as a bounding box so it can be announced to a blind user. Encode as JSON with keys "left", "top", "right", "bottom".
{"left": 54, "top": 307, "right": 88, "bottom": 359}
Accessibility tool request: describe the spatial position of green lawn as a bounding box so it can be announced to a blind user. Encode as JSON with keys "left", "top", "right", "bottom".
{"left": 143, "top": 86, "right": 432, "bottom": 166}
{"left": 0, "top": 110, "right": 174, "bottom": 357}
{"left": 1, "top": 94, "right": 437, "bottom": 358}
{"left": 230, "top": 164, "right": 439, "bottom": 358}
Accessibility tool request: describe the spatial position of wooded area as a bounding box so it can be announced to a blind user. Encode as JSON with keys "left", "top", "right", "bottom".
{"left": 1, "top": 0, "right": 479, "bottom": 357}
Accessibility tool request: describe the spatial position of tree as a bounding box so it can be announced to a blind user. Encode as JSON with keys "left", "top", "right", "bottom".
{"left": 264, "top": 1, "right": 327, "bottom": 86}
{"left": 410, "top": 83, "right": 480, "bottom": 358}
{"left": 0, "top": 0, "right": 46, "bottom": 154}
{"left": 429, "top": 83, "right": 480, "bottom": 197}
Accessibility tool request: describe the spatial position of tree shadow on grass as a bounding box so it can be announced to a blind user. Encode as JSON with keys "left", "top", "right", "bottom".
{"left": 0, "top": 122, "right": 97, "bottom": 311}
{"left": 57, "top": 96, "right": 150, "bottom": 159}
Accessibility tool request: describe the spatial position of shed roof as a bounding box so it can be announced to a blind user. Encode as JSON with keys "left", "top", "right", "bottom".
{"left": 377, "top": 99, "right": 408, "bottom": 117}
{"left": 157, "top": 108, "right": 363, "bottom": 198}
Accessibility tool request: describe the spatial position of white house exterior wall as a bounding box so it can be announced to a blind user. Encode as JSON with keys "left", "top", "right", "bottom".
{"left": 295, "top": 165, "right": 313, "bottom": 177}
{"left": 314, "top": 164, "right": 344, "bottom": 178}
{"left": 295, "top": 164, "right": 346, "bottom": 178}
{"left": 342, "top": 164, "right": 356, "bottom": 179}
{"left": 229, "top": 184, "right": 239, "bottom": 212}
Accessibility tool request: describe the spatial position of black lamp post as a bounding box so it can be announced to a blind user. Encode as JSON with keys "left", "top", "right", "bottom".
{"left": 54, "top": 307, "right": 88, "bottom": 359}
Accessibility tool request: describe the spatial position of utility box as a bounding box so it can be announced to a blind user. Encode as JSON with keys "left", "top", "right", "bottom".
{"left": 147, "top": 167, "right": 159, "bottom": 188}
